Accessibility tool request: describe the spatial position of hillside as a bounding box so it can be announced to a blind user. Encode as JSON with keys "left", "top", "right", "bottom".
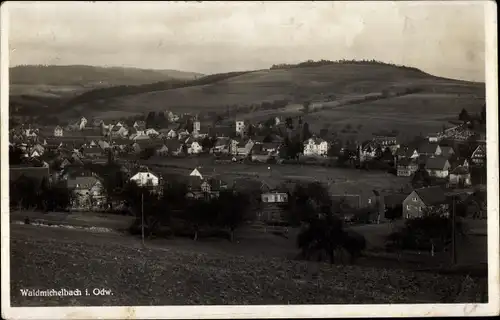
{"left": 10, "top": 61, "right": 485, "bottom": 141}
{"left": 11, "top": 225, "right": 486, "bottom": 306}
{"left": 10, "top": 65, "right": 203, "bottom": 86}
{"left": 59, "top": 62, "right": 485, "bottom": 140}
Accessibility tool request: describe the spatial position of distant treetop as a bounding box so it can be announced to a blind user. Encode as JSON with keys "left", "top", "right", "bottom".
{"left": 270, "top": 59, "right": 423, "bottom": 73}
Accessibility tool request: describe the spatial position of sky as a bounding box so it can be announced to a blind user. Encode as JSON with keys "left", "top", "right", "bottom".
{"left": 5, "top": 1, "right": 487, "bottom": 81}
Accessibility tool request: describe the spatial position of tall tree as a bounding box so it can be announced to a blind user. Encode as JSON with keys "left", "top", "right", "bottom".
{"left": 458, "top": 108, "right": 471, "bottom": 123}
{"left": 216, "top": 190, "right": 251, "bottom": 242}
{"left": 480, "top": 105, "right": 486, "bottom": 125}
{"left": 145, "top": 111, "right": 156, "bottom": 128}
{"left": 302, "top": 122, "right": 312, "bottom": 140}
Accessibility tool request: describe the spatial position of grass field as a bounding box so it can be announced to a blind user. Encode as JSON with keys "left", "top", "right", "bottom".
{"left": 10, "top": 224, "right": 487, "bottom": 306}
{"left": 63, "top": 63, "right": 484, "bottom": 117}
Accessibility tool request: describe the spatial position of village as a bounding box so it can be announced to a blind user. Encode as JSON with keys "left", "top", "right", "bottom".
{"left": 9, "top": 105, "right": 487, "bottom": 227}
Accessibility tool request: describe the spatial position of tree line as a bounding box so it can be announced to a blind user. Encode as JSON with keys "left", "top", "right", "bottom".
{"left": 270, "top": 59, "right": 424, "bottom": 73}
{"left": 64, "top": 71, "right": 251, "bottom": 108}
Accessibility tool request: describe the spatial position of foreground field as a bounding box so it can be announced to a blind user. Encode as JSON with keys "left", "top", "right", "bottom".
{"left": 10, "top": 225, "right": 487, "bottom": 306}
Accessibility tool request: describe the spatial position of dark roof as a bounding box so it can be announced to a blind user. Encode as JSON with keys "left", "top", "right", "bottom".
{"left": 414, "top": 186, "right": 447, "bottom": 206}
{"left": 82, "top": 146, "right": 102, "bottom": 154}
{"left": 10, "top": 166, "right": 50, "bottom": 183}
{"left": 165, "top": 139, "right": 182, "bottom": 150}
{"left": 451, "top": 166, "right": 469, "bottom": 175}
{"left": 425, "top": 156, "right": 449, "bottom": 170}
{"left": 209, "top": 126, "right": 233, "bottom": 137}
{"left": 418, "top": 142, "right": 439, "bottom": 154}
{"left": 384, "top": 193, "right": 408, "bottom": 207}
{"left": 262, "top": 142, "right": 280, "bottom": 149}
{"left": 439, "top": 146, "right": 454, "bottom": 157}
{"left": 397, "top": 158, "right": 417, "bottom": 167}
{"left": 67, "top": 176, "right": 101, "bottom": 189}
{"left": 135, "top": 140, "right": 164, "bottom": 150}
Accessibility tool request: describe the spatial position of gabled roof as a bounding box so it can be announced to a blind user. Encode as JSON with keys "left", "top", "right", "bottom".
{"left": 414, "top": 186, "right": 447, "bottom": 206}
{"left": 425, "top": 156, "right": 449, "bottom": 170}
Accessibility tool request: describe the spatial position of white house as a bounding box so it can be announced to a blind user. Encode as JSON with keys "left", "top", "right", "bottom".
{"left": 188, "top": 141, "right": 203, "bottom": 154}
{"left": 190, "top": 168, "right": 204, "bottom": 180}
{"left": 54, "top": 126, "right": 64, "bottom": 137}
{"left": 130, "top": 171, "right": 159, "bottom": 187}
{"left": 425, "top": 157, "right": 451, "bottom": 178}
{"left": 133, "top": 121, "right": 145, "bottom": 129}
{"left": 79, "top": 117, "right": 88, "bottom": 130}
{"left": 30, "top": 149, "right": 41, "bottom": 158}
{"left": 470, "top": 144, "right": 486, "bottom": 165}
{"left": 236, "top": 120, "right": 245, "bottom": 135}
{"left": 193, "top": 120, "right": 201, "bottom": 135}
{"left": 303, "top": 137, "right": 329, "bottom": 156}
{"left": 166, "top": 129, "right": 177, "bottom": 139}
{"left": 146, "top": 128, "right": 159, "bottom": 137}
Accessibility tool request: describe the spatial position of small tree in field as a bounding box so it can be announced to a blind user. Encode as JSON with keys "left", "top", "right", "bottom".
{"left": 216, "top": 189, "right": 251, "bottom": 242}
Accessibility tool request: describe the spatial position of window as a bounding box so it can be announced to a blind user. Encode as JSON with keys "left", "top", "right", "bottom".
{"left": 406, "top": 205, "right": 410, "bottom": 210}
{"left": 368, "top": 199, "right": 372, "bottom": 204}
{"left": 412, "top": 197, "right": 418, "bottom": 201}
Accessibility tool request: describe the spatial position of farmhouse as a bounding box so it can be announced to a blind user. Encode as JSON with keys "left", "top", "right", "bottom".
{"left": 67, "top": 176, "right": 104, "bottom": 210}
{"left": 235, "top": 120, "right": 245, "bottom": 135}
{"left": 425, "top": 157, "right": 451, "bottom": 178}
{"left": 449, "top": 166, "right": 472, "bottom": 187}
{"left": 396, "top": 158, "right": 419, "bottom": 177}
{"left": 54, "top": 126, "right": 64, "bottom": 137}
{"left": 187, "top": 140, "right": 203, "bottom": 154}
{"left": 402, "top": 186, "right": 449, "bottom": 219}
{"left": 189, "top": 168, "right": 204, "bottom": 180}
{"left": 303, "top": 137, "right": 329, "bottom": 157}
{"left": 470, "top": 144, "right": 486, "bottom": 165}
{"left": 133, "top": 121, "right": 146, "bottom": 129}
{"left": 146, "top": 128, "right": 160, "bottom": 137}
{"left": 372, "top": 132, "right": 398, "bottom": 146}
{"left": 213, "top": 137, "right": 231, "bottom": 154}
{"left": 130, "top": 171, "right": 160, "bottom": 187}
{"left": 230, "top": 138, "right": 255, "bottom": 156}
{"left": 156, "top": 144, "right": 169, "bottom": 156}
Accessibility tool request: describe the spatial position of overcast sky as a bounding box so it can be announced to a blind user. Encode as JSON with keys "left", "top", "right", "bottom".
{"left": 6, "top": 1, "right": 486, "bottom": 81}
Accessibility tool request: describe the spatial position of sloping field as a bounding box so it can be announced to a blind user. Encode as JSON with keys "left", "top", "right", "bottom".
{"left": 72, "top": 63, "right": 484, "bottom": 115}
{"left": 10, "top": 225, "right": 486, "bottom": 306}
{"left": 302, "top": 92, "right": 485, "bottom": 141}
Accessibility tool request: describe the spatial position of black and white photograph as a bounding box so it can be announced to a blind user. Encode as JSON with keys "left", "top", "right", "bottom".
{"left": 1, "top": 1, "right": 498, "bottom": 318}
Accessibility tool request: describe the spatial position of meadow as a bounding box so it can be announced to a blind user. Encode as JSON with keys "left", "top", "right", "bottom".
{"left": 10, "top": 224, "right": 487, "bottom": 306}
